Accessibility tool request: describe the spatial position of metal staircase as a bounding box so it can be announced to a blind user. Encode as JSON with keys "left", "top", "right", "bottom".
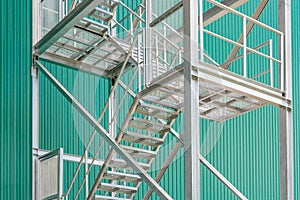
{"left": 94, "top": 94, "right": 180, "bottom": 199}
{"left": 33, "top": 0, "right": 292, "bottom": 200}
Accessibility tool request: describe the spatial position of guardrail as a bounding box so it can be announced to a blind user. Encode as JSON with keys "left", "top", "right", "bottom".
{"left": 205, "top": 0, "right": 283, "bottom": 89}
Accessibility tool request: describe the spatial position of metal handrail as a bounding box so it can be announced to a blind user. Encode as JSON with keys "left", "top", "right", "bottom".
{"left": 152, "top": 13, "right": 183, "bottom": 39}
{"left": 220, "top": 40, "right": 271, "bottom": 67}
{"left": 207, "top": 0, "right": 283, "bottom": 36}
{"left": 203, "top": 29, "right": 281, "bottom": 64}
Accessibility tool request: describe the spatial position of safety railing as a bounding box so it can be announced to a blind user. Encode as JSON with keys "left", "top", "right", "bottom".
{"left": 111, "top": 2, "right": 145, "bottom": 41}
{"left": 204, "top": 0, "right": 284, "bottom": 89}
{"left": 41, "top": 0, "right": 68, "bottom": 36}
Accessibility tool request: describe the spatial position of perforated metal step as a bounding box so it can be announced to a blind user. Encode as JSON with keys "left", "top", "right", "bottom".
{"left": 98, "top": 183, "right": 137, "bottom": 194}
{"left": 103, "top": 171, "right": 141, "bottom": 183}
{"left": 129, "top": 117, "right": 171, "bottom": 133}
{"left": 94, "top": 195, "right": 130, "bottom": 200}
{"left": 121, "top": 145, "right": 157, "bottom": 160}
{"left": 109, "top": 158, "right": 150, "bottom": 170}
{"left": 136, "top": 102, "right": 178, "bottom": 120}
{"left": 122, "top": 132, "right": 164, "bottom": 147}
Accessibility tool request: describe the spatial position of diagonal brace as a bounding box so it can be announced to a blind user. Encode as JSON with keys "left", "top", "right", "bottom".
{"left": 35, "top": 60, "right": 173, "bottom": 200}
{"left": 221, "top": 0, "right": 269, "bottom": 69}
{"left": 199, "top": 154, "right": 248, "bottom": 200}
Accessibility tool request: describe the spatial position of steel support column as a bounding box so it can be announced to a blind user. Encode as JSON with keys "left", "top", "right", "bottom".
{"left": 278, "top": 0, "right": 293, "bottom": 199}
{"left": 183, "top": 0, "right": 200, "bottom": 199}
{"left": 145, "top": 0, "right": 152, "bottom": 86}
{"left": 32, "top": 0, "right": 41, "bottom": 198}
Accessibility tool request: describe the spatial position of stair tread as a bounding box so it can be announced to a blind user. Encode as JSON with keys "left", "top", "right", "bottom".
{"left": 94, "top": 195, "right": 130, "bottom": 200}
{"left": 98, "top": 183, "right": 137, "bottom": 194}
{"left": 122, "top": 132, "right": 164, "bottom": 147}
{"left": 109, "top": 158, "right": 150, "bottom": 170}
{"left": 141, "top": 95, "right": 180, "bottom": 109}
{"left": 121, "top": 145, "right": 157, "bottom": 159}
{"left": 103, "top": 171, "right": 141, "bottom": 182}
{"left": 136, "top": 102, "right": 178, "bottom": 120}
{"left": 129, "top": 117, "right": 170, "bottom": 133}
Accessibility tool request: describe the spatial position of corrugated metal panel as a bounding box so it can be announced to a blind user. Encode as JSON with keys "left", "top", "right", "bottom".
{"left": 291, "top": 0, "right": 300, "bottom": 198}
{"left": 38, "top": 60, "right": 111, "bottom": 199}
{"left": 1, "top": 0, "right": 299, "bottom": 199}
{"left": 0, "top": 0, "right": 32, "bottom": 199}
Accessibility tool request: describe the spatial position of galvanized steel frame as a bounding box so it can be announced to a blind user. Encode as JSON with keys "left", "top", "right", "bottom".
{"left": 32, "top": 0, "right": 293, "bottom": 199}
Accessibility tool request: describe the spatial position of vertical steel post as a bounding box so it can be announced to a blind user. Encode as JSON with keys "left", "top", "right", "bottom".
{"left": 243, "top": 16, "right": 247, "bottom": 77}
{"left": 32, "top": 0, "right": 41, "bottom": 199}
{"left": 269, "top": 39, "right": 273, "bottom": 87}
{"left": 278, "top": 0, "right": 293, "bottom": 199}
{"left": 85, "top": 150, "right": 88, "bottom": 198}
{"left": 183, "top": 0, "right": 200, "bottom": 199}
{"left": 145, "top": 0, "right": 152, "bottom": 86}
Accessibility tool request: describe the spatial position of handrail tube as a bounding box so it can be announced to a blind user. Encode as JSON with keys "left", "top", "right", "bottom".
{"left": 110, "top": 69, "right": 138, "bottom": 125}
{"left": 221, "top": 40, "right": 270, "bottom": 66}
{"left": 152, "top": 28, "right": 181, "bottom": 50}
{"left": 119, "top": 1, "right": 145, "bottom": 23}
{"left": 152, "top": 13, "right": 183, "bottom": 39}
{"left": 203, "top": 29, "right": 281, "bottom": 63}
{"left": 74, "top": 140, "right": 105, "bottom": 200}
{"left": 206, "top": 0, "right": 282, "bottom": 35}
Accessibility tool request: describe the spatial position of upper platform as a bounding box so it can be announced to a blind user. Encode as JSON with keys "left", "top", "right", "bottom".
{"left": 34, "top": 0, "right": 142, "bottom": 78}
{"left": 139, "top": 62, "right": 290, "bottom": 121}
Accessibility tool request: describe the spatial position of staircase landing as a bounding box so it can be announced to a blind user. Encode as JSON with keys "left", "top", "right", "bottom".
{"left": 34, "top": 0, "right": 138, "bottom": 78}
{"left": 140, "top": 62, "right": 290, "bottom": 122}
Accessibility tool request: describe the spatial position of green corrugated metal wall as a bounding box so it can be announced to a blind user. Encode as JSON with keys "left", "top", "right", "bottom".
{"left": 0, "top": 0, "right": 299, "bottom": 199}
{"left": 0, "top": 0, "right": 32, "bottom": 199}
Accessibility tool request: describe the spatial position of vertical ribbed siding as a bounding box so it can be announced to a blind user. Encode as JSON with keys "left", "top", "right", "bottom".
{"left": 38, "top": 60, "right": 110, "bottom": 199}
{"left": 0, "top": 0, "right": 299, "bottom": 199}
{"left": 292, "top": 0, "right": 300, "bottom": 198}
{"left": 0, "top": 0, "right": 32, "bottom": 199}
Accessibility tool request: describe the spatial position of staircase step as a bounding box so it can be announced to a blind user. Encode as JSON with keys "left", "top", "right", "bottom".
{"left": 109, "top": 158, "right": 150, "bottom": 170}
{"left": 94, "top": 7, "right": 114, "bottom": 22}
{"left": 129, "top": 117, "right": 170, "bottom": 134}
{"left": 100, "top": 0, "right": 119, "bottom": 9}
{"left": 122, "top": 132, "right": 164, "bottom": 147}
{"left": 94, "top": 195, "right": 130, "bottom": 200}
{"left": 121, "top": 145, "right": 157, "bottom": 160}
{"left": 98, "top": 183, "right": 137, "bottom": 194}
{"left": 141, "top": 95, "right": 180, "bottom": 109}
{"left": 103, "top": 171, "right": 141, "bottom": 183}
{"left": 136, "top": 102, "right": 178, "bottom": 120}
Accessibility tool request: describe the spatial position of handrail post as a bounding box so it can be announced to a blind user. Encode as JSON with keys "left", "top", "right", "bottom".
{"left": 85, "top": 150, "right": 88, "bottom": 198}
{"left": 280, "top": 33, "right": 284, "bottom": 91}
{"left": 243, "top": 16, "right": 247, "bottom": 77}
{"left": 130, "top": 13, "right": 133, "bottom": 43}
{"left": 269, "top": 39, "right": 273, "bottom": 87}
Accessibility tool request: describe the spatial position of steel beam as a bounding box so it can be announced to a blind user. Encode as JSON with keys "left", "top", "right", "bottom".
{"left": 33, "top": 148, "right": 105, "bottom": 166}
{"left": 40, "top": 52, "right": 110, "bottom": 77}
{"left": 35, "top": 61, "right": 173, "bottom": 200}
{"left": 278, "top": 0, "right": 293, "bottom": 199}
{"left": 183, "top": 0, "right": 200, "bottom": 199}
{"left": 194, "top": 61, "right": 291, "bottom": 109}
{"left": 222, "top": 0, "right": 269, "bottom": 69}
{"left": 145, "top": 0, "right": 152, "bottom": 85}
{"left": 34, "top": 0, "right": 106, "bottom": 55}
